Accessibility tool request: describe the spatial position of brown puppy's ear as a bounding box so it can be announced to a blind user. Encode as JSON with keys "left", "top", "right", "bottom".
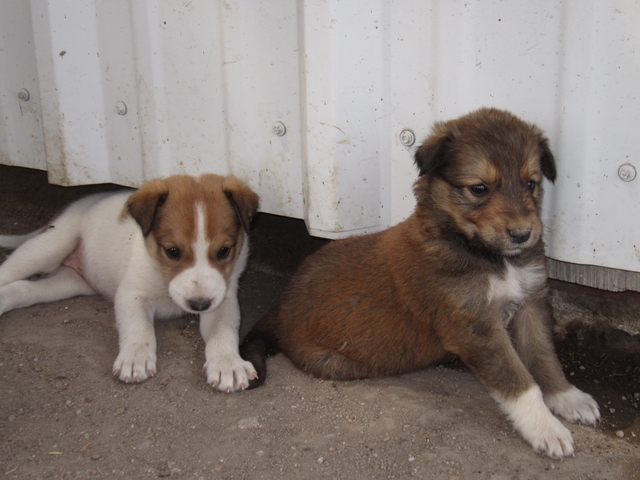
{"left": 539, "top": 138, "right": 557, "bottom": 183}
{"left": 125, "top": 179, "right": 169, "bottom": 236}
{"left": 222, "top": 176, "right": 260, "bottom": 233}
{"left": 414, "top": 124, "right": 453, "bottom": 176}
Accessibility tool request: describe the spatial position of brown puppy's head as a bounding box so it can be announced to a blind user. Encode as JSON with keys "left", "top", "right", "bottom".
{"left": 124, "top": 174, "right": 259, "bottom": 313}
{"left": 413, "top": 108, "right": 556, "bottom": 257}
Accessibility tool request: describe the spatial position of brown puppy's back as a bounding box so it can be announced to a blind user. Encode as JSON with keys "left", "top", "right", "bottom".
{"left": 245, "top": 213, "right": 493, "bottom": 383}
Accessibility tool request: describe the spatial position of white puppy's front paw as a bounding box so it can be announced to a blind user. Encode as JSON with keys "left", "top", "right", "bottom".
{"left": 545, "top": 386, "right": 601, "bottom": 426}
{"left": 112, "top": 345, "right": 157, "bottom": 383}
{"left": 204, "top": 355, "right": 258, "bottom": 393}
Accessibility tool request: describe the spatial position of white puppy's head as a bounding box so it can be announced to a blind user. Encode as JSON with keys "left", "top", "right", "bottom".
{"left": 125, "top": 174, "right": 259, "bottom": 314}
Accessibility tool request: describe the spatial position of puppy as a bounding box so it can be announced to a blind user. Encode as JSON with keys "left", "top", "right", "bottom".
{"left": 0, "top": 174, "right": 259, "bottom": 392}
{"left": 241, "top": 108, "right": 600, "bottom": 458}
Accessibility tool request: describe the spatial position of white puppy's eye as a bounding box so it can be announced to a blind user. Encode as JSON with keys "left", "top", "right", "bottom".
{"left": 217, "top": 246, "right": 230, "bottom": 260}
{"left": 165, "top": 246, "right": 181, "bottom": 260}
{"left": 527, "top": 180, "right": 537, "bottom": 191}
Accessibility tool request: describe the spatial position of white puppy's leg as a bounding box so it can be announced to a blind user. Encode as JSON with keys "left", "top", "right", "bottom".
{"left": 494, "top": 385, "right": 575, "bottom": 459}
{"left": 0, "top": 266, "right": 96, "bottom": 316}
{"left": 200, "top": 296, "right": 257, "bottom": 392}
{"left": 112, "top": 293, "right": 157, "bottom": 383}
{"left": 0, "top": 231, "right": 41, "bottom": 249}
{"left": 0, "top": 227, "right": 79, "bottom": 287}
{"left": 545, "top": 386, "right": 601, "bottom": 425}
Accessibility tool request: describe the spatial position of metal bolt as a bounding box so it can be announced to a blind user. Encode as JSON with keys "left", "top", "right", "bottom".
{"left": 399, "top": 129, "right": 416, "bottom": 147}
{"left": 618, "top": 164, "right": 636, "bottom": 182}
{"left": 17, "top": 89, "right": 30, "bottom": 101}
{"left": 272, "top": 121, "right": 286, "bottom": 136}
{"left": 115, "top": 101, "right": 127, "bottom": 115}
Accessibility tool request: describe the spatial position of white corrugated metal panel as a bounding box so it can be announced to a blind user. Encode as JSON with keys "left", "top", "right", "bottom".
{"left": 0, "top": 1, "right": 46, "bottom": 170}
{"left": 1, "top": 1, "right": 639, "bottom": 277}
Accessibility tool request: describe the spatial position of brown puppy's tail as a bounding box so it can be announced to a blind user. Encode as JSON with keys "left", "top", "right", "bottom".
{"left": 240, "top": 307, "right": 281, "bottom": 389}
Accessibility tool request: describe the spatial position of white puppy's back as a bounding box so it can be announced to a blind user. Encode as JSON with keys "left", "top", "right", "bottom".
{"left": 62, "top": 191, "right": 140, "bottom": 299}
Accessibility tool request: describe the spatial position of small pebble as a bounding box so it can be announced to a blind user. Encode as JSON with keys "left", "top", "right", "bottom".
{"left": 317, "top": 457, "right": 324, "bottom": 464}
{"left": 616, "top": 430, "right": 624, "bottom": 438}
{"left": 609, "top": 408, "right": 616, "bottom": 413}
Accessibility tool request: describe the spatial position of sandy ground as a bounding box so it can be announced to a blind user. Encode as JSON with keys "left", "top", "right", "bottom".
{"left": 0, "top": 165, "right": 639, "bottom": 479}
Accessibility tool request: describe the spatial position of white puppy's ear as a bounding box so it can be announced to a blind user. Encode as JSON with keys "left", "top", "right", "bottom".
{"left": 124, "top": 179, "right": 169, "bottom": 236}
{"left": 222, "top": 176, "right": 260, "bottom": 233}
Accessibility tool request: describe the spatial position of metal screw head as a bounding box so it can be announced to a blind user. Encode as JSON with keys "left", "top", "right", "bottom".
{"left": 618, "top": 164, "right": 636, "bottom": 182}
{"left": 399, "top": 129, "right": 416, "bottom": 147}
{"left": 115, "top": 101, "right": 127, "bottom": 115}
{"left": 17, "top": 89, "right": 30, "bottom": 101}
{"left": 272, "top": 121, "right": 286, "bottom": 136}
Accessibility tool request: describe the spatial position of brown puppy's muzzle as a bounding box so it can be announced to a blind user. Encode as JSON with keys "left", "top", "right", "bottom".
{"left": 508, "top": 227, "right": 531, "bottom": 245}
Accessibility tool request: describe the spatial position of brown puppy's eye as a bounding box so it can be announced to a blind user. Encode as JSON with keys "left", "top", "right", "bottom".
{"left": 165, "top": 247, "right": 181, "bottom": 260}
{"left": 469, "top": 184, "right": 489, "bottom": 196}
{"left": 527, "top": 180, "right": 537, "bottom": 191}
{"left": 217, "top": 246, "right": 231, "bottom": 260}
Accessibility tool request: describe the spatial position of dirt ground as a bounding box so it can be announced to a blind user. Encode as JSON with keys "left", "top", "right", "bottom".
{"left": 1, "top": 165, "right": 639, "bottom": 479}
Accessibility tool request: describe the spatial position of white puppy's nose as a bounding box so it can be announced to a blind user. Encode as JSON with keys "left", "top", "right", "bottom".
{"left": 188, "top": 297, "right": 212, "bottom": 312}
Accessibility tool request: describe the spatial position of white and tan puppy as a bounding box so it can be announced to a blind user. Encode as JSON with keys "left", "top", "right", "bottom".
{"left": 0, "top": 174, "right": 259, "bottom": 392}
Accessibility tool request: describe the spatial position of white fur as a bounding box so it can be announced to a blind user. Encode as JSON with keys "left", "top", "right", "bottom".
{"left": 494, "top": 385, "right": 575, "bottom": 459}
{"left": 0, "top": 189, "right": 256, "bottom": 392}
{"left": 487, "top": 263, "right": 547, "bottom": 305}
{"left": 487, "top": 263, "right": 546, "bottom": 324}
{"left": 545, "top": 385, "right": 601, "bottom": 426}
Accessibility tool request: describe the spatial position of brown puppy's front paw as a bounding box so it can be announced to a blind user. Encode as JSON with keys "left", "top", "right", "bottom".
{"left": 545, "top": 386, "right": 601, "bottom": 426}
{"left": 497, "top": 385, "right": 576, "bottom": 459}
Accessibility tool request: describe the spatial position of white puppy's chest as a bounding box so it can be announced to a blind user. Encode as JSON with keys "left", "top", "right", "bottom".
{"left": 486, "top": 262, "right": 546, "bottom": 324}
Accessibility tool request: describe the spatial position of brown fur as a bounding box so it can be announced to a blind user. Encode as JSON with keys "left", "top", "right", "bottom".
{"left": 241, "top": 108, "right": 573, "bottom": 404}
{"left": 126, "top": 174, "right": 259, "bottom": 285}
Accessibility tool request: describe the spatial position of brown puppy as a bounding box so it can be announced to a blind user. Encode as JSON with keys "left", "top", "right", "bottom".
{"left": 241, "top": 108, "right": 600, "bottom": 458}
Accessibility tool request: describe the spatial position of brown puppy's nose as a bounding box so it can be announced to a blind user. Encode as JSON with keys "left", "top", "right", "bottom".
{"left": 508, "top": 228, "right": 531, "bottom": 244}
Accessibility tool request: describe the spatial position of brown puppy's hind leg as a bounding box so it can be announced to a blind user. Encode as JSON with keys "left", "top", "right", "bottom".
{"left": 286, "top": 343, "right": 377, "bottom": 381}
